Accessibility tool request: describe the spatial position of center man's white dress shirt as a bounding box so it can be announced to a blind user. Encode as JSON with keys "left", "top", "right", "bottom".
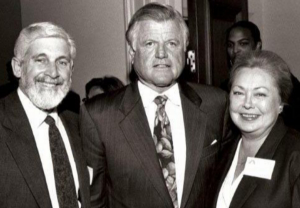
{"left": 18, "top": 88, "right": 80, "bottom": 208}
{"left": 138, "top": 81, "right": 186, "bottom": 207}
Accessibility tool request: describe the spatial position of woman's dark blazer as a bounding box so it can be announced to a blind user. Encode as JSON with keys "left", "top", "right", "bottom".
{"left": 207, "top": 116, "right": 300, "bottom": 208}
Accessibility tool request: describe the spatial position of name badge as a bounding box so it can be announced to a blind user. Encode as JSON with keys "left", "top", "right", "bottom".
{"left": 244, "top": 157, "right": 275, "bottom": 180}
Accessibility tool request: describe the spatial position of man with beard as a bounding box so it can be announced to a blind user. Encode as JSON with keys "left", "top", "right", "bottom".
{"left": 0, "top": 22, "right": 90, "bottom": 208}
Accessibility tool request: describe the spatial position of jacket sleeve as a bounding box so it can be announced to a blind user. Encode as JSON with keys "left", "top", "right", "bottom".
{"left": 80, "top": 104, "right": 107, "bottom": 208}
{"left": 292, "top": 170, "right": 300, "bottom": 207}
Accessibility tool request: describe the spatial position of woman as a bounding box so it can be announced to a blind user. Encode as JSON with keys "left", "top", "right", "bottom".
{"left": 208, "top": 50, "right": 300, "bottom": 208}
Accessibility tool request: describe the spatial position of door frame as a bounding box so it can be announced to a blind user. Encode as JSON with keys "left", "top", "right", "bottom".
{"left": 187, "top": 0, "right": 248, "bottom": 85}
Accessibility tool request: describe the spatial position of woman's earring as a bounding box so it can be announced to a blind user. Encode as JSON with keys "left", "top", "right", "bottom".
{"left": 279, "top": 105, "right": 283, "bottom": 112}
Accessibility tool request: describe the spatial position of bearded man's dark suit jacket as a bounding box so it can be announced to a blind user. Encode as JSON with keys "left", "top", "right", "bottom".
{"left": 80, "top": 81, "right": 230, "bottom": 208}
{"left": 0, "top": 91, "right": 90, "bottom": 208}
{"left": 206, "top": 117, "right": 300, "bottom": 208}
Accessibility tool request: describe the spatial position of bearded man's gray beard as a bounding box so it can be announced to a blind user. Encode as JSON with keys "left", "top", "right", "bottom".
{"left": 20, "top": 77, "right": 71, "bottom": 110}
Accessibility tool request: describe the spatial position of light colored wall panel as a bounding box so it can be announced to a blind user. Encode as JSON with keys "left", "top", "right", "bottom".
{"left": 249, "top": 0, "right": 300, "bottom": 79}
{"left": 21, "top": 0, "right": 127, "bottom": 100}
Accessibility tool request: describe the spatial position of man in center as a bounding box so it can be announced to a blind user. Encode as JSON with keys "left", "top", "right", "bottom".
{"left": 80, "top": 3, "right": 229, "bottom": 208}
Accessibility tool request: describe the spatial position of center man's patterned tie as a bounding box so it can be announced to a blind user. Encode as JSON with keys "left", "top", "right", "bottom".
{"left": 45, "top": 115, "right": 79, "bottom": 208}
{"left": 153, "top": 95, "right": 178, "bottom": 208}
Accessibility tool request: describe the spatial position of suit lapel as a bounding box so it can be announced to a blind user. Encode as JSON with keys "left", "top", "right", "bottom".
{"left": 229, "top": 117, "right": 287, "bottom": 208}
{"left": 178, "top": 83, "right": 208, "bottom": 208}
{"left": 211, "top": 136, "right": 239, "bottom": 208}
{"left": 119, "top": 83, "right": 173, "bottom": 207}
{"left": 230, "top": 176, "right": 258, "bottom": 208}
{"left": 212, "top": 136, "right": 258, "bottom": 208}
{"left": 60, "top": 112, "right": 90, "bottom": 207}
{"left": 2, "top": 92, "right": 52, "bottom": 208}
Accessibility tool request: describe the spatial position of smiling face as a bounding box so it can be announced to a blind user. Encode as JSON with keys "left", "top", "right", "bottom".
{"left": 230, "top": 67, "right": 282, "bottom": 139}
{"left": 13, "top": 37, "right": 73, "bottom": 110}
{"left": 227, "top": 27, "right": 260, "bottom": 64}
{"left": 130, "top": 20, "right": 186, "bottom": 93}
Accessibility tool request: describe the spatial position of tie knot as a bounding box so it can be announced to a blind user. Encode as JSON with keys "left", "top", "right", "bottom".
{"left": 45, "top": 115, "right": 55, "bottom": 125}
{"left": 154, "top": 95, "right": 168, "bottom": 106}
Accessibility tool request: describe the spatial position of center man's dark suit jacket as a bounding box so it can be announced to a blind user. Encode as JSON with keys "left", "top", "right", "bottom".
{"left": 80, "top": 81, "right": 230, "bottom": 208}
{"left": 0, "top": 91, "right": 90, "bottom": 208}
{"left": 206, "top": 117, "right": 300, "bottom": 208}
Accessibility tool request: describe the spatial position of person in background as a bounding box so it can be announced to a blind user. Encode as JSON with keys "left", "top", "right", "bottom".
{"left": 226, "top": 21, "right": 262, "bottom": 67}
{"left": 220, "top": 21, "right": 262, "bottom": 92}
{"left": 80, "top": 3, "right": 230, "bottom": 208}
{"left": 221, "top": 20, "right": 300, "bottom": 131}
{"left": 0, "top": 22, "right": 90, "bottom": 208}
{"left": 83, "top": 76, "right": 124, "bottom": 101}
{"left": 208, "top": 50, "right": 300, "bottom": 208}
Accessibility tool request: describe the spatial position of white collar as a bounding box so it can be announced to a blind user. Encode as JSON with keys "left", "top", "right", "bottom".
{"left": 138, "top": 81, "right": 181, "bottom": 108}
{"left": 17, "top": 88, "right": 59, "bottom": 128}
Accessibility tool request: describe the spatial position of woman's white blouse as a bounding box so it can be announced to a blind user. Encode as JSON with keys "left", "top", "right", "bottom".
{"left": 216, "top": 139, "right": 243, "bottom": 208}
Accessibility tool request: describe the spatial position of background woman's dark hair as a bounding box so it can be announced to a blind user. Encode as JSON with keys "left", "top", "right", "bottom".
{"left": 85, "top": 76, "right": 124, "bottom": 98}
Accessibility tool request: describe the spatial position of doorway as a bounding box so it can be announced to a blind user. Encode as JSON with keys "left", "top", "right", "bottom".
{"left": 183, "top": 0, "right": 248, "bottom": 86}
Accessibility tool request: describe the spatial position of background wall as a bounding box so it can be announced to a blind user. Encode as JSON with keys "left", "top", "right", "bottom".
{"left": 21, "top": 0, "right": 128, "bottom": 100}
{"left": 0, "top": 0, "right": 22, "bottom": 85}
{"left": 2, "top": 1, "right": 300, "bottom": 99}
{"left": 249, "top": 0, "right": 300, "bottom": 79}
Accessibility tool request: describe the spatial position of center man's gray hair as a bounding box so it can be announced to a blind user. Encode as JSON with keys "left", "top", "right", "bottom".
{"left": 126, "top": 3, "right": 189, "bottom": 48}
